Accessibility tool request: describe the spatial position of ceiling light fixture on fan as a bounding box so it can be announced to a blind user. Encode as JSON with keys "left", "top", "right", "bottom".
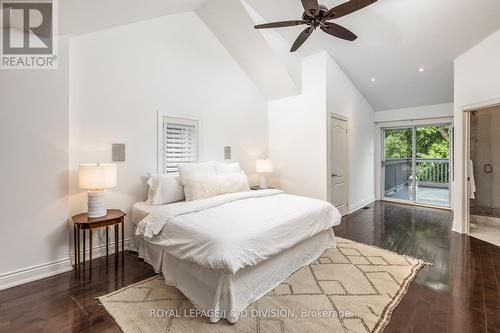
{"left": 254, "top": 0, "right": 377, "bottom": 52}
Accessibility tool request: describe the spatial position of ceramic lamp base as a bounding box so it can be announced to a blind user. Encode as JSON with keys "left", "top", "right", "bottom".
{"left": 88, "top": 190, "right": 107, "bottom": 218}
{"left": 259, "top": 175, "right": 269, "bottom": 189}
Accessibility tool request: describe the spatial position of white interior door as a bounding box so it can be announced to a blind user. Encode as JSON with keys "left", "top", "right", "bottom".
{"left": 330, "top": 116, "right": 348, "bottom": 216}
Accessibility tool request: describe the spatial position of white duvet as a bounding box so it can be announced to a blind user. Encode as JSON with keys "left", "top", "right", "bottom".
{"left": 135, "top": 189, "right": 341, "bottom": 274}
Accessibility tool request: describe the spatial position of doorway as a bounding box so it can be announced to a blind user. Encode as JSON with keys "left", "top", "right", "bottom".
{"left": 468, "top": 106, "right": 500, "bottom": 247}
{"left": 382, "top": 124, "right": 451, "bottom": 208}
{"left": 329, "top": 114, "right": 348, "bottom": 216}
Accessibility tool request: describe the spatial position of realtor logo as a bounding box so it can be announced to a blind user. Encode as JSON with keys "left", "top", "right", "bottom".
{"left": 1, "top": 0, "right": 58, "bottom": 69}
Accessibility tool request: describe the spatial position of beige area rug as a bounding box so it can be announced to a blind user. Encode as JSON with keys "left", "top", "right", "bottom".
{"left": 98, "top": 238, "right": 428, "bottom": 333}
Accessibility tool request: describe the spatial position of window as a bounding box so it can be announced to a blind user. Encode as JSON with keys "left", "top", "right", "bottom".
{"left": 158, "top": 115, "right": 198, "bottom": 174}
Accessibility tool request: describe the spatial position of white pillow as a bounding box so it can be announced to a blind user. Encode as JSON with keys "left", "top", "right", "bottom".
{"left": 215, "top": 162, "right": 242, "bottom": 174}
{"left": 146, "top": 174, "right": 185, "bottom": 205}
{"left": 183, "top": 172, "right": 250, "bottom": 201}
{"left": 177, "top": 161, "right": 217, "bottom": 185}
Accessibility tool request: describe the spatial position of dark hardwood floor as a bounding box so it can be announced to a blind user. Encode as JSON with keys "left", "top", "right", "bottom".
{"left": 1, "top": 201, "right": 499, "bottom": 333}
{"left": 335, "top": 202, "right": 500, "bottom": 333}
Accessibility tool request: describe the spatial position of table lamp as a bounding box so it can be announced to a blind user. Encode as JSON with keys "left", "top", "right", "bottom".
{"left": 79, "top": 163, "right": 117, "bottom": 218}
{"left": 256, "top": 159, "right": 273, "bottom": 189}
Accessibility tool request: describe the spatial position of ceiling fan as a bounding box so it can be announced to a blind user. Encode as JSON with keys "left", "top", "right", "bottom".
{"left": 254, "top": 0, "right": 377, "bottom": 52}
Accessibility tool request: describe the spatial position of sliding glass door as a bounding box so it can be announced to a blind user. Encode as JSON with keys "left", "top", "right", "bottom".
{"left": 415, "top": 126, "right": 451, "bottom": 206}
{"left": 383, "top": 124, "right": 451, "bottom": 207}
{"left": 383, "top": 128, "right": 414, "bottom": 202}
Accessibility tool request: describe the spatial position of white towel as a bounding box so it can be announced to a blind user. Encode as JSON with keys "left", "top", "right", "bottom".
{"left": 468, "top": 159, "right": 476, "bottom": 199}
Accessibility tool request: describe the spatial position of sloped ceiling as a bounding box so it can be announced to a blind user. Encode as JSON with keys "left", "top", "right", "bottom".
{"left": 59, "top": 0, "right": 500, "bottom": 111}
{"left": 245, "top": 0, "right": 500, "bottom": 110}
{"left": 60, "top": 0, "right": 299, "bottom": 100}
{"left": 60, "top": 0, "right": 206, "bottom": 35}
{"left": 196, "top": 0, "right": 299, "bottom": 100}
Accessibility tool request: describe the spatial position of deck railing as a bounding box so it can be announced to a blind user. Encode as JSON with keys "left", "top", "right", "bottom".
{"left": 384, "top": 158, "right": 450, "bottom": 192}
{"left": 415, "top": 158, "right": 450, "bottom": 187}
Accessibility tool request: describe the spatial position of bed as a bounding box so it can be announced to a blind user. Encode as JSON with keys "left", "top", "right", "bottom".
{"left": 130, "top": 188, "right": 342, "bottom": 323}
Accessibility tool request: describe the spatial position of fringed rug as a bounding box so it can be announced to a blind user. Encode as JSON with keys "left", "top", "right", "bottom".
{"left": 98, "top": 237, "right": 428, "bottom": 333}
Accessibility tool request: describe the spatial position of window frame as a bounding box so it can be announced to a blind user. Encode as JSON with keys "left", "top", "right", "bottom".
{"left": 157, "top": 111, "right": 200, "bottom": 174}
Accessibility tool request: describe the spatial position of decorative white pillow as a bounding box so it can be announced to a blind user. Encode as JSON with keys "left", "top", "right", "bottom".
{"left": 183, "top": 172, "right": 250, "bottom": 201}
{"left": 177, "top": 161, "right": 217, "bottom": 185}
{"left": 215, "top": 161, "right": 242, "bottom": 174}
{"left": 146, "top": 174, "right": 185, "bottom": 205}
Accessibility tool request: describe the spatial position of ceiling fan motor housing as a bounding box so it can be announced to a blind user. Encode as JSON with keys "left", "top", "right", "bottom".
{"left": 302, "top": 5, "right": 330, "bottom": 27}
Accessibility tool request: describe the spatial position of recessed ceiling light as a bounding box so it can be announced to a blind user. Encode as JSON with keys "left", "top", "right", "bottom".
{"left": 419, "top": 67, "right": 424, "bottom": 72}
{"left": 371, "top": 78, "right": 376, "bottom": 82}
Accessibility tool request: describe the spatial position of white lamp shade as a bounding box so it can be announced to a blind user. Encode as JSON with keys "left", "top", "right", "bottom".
{"left": 256, "top": 159, "right": 273, "bottom": 174}
{"left": 79, "top": 164, "right": 117, "bottom": 190}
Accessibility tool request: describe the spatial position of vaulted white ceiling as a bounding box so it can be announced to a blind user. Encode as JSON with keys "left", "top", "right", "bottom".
{"left": 59, "top": 0, "right": 500, "bottom": 111}
{"left": 245, "top": 0, "right": 500, "bottom": 110}
{"left": 60, "top": 0, "right": 206, "bottom": 35}
{"left": 196, "top": 0, "right": 300, "bottom": 100}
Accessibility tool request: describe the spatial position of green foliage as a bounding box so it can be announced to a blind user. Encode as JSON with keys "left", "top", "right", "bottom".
{"left": 385, "top": 126, "right": 449, "bottom": 159}
{"left": 416, "top": 126, "right": 449, "bottom": 158}
{"left": 384, "top": 129, "right": 412, "bottom": 158}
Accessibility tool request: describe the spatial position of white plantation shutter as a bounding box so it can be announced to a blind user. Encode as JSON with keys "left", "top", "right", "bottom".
{"left": 163, "top": 117, "right": 198, "bottom": 174}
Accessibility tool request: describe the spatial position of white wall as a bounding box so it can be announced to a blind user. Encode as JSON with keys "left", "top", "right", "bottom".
{"left": 69, "top": 13, "right": 269, "bottom": 245}
{"left": 453, "top": 28, "right": 500, "bottom": 233}
{"left": 325, "top": 55, "right": 375, "bottom": 211}
{"left": 374, "top": 103, "right": 454, "bottom": 123}
{"left": 268, "top": 53, "right": 327, "bottom": 200}
{"left": 269, "top": 52, "right": 375, "bottom": 211}
{"left": 0, "top": 38, "right": 72, "bottom": 288}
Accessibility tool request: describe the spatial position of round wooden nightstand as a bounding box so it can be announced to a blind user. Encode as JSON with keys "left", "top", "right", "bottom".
{"left": 72, "top": 209, "right": 126, "bottom": 270}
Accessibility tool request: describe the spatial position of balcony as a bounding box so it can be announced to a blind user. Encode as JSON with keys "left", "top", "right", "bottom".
{"left": 384, "top": 158, "right": 450, "bottom": 207}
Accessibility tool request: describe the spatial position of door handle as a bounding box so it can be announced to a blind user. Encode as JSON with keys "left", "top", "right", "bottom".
{"left": 332, "top": 174, "right": 339, "bottom": 177}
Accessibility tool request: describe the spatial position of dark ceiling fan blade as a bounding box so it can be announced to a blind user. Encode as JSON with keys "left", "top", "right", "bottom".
{"left": 290, "top": 26, "right": 314, "bottom": 52}
{"left": 321, "top": 22, "right": 357, "bottom": 41}
{"left": 301, "top": 0, "right": 320, "bottom": 17}
{"left": 324, "top": 0, "right": 377, "bottom": 20}
{"left": 254, "top": 20, "right": 308, "bottom": 29}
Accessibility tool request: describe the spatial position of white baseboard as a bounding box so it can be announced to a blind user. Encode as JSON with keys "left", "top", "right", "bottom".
{"left": 69, "top": 238, "right": 132, "bottom": 265}
{"left": 349, "top": 197, "right": 376, "bottom": 214}
{"left": 0, "top": 238, "right": 132, "bottom": 291}
{"left": 0, "top": 258, "right": 73, "bottom": 291}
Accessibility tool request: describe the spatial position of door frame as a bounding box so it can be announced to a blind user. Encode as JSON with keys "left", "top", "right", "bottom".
{"left": 461, "top": 99, "right": 500, "bottom": 235}
{"left": 327, "top": 112, "right": 349, "bottom": 214}
{"left": 375, "top": 117, "right": 454, "bottom": 209}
